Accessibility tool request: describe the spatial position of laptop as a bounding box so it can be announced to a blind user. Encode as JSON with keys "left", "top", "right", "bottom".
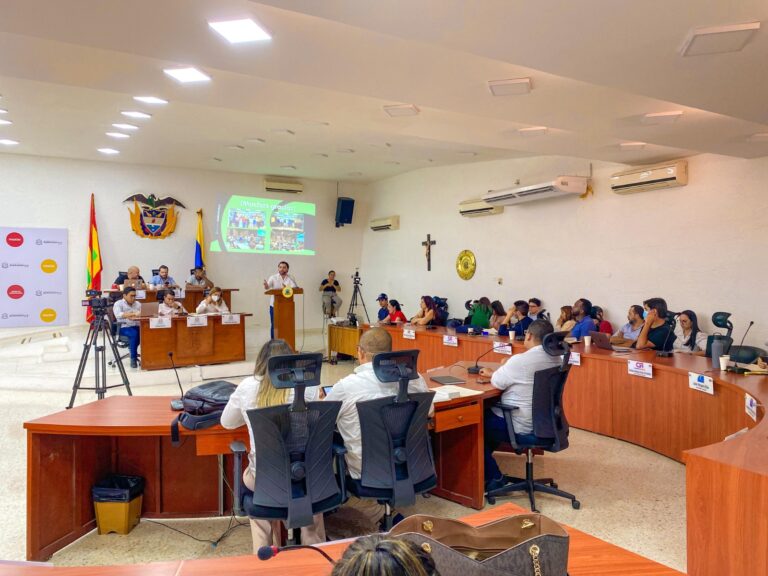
{"left": 140, "top": 302, "right": 159, "bottom": 317}
{"left": 123, "top": 278, "right": 144, "bottom": 289}
{"left": 589, "top": 331, "right": 633, "bottom": 353}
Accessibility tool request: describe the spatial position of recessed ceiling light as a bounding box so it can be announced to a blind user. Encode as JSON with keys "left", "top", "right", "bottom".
{"left": 271, "top": 128, "right": 295, "bottom": 136}
{"left": 121, "top": 110, "right": 151, "bottom": 119}
{"left": 0, "top": 118, "right": 12, "bottom": 126}
{"left": 348, "top": 172, "right": 363, "bottom": 177}
{"left": 280, "top": 165, "right": 297, "bottom": 170}
{"left": 457, "top": 151, "right": 478, "bottom": 157}
{"left": 642, "top": 111, "right": 684, "bottom": 124}
{"left": 0, "top": 139, "right": 19, "bottom": 146}
{"left": 314, "top": 153, "right": 329, "bottom": 158}
{"left": 163, "top": 67, "right": 211, "bottom": 83}
{"left": 106, "top": 132, "right": 130, "bottom": 139}
{"left": 680, "top": 21, "right": 760, "bottom": 56}
{"left": 112, "top": 123, "right": 139, "bottom": 131}
{"left": 208, "top": 18, "right": 271, "bottom": 43}
{"left": 620, "top": 142, "right": 647, "bottom": 150}
{"left": 226, "top": 144, "right": 245, "bottom": 150}
{"left": 747, "top": 133, "right": 768, "bottom": 142}
{"left": 133, "top": 96, "right": 168, "bottom": 105}
{"left": 518, "top": 126, "right": 548, "bottom": 136}
{"left": 97, "top": 148, "right": 120, "bottom": 155}
{"left": 487, "top": 77, "right": 532, "bottom": 96}
{"left": 337, "top": 148, "right": 355, "bottom": 154}
{"left": 247, "top": 137, "right": 266, "bottom": 144}
{"left": 383, "top": 104, "right": 420, "bottom": 117}
{"left": 0, "top": 108, "right": 7, "bottom": 114}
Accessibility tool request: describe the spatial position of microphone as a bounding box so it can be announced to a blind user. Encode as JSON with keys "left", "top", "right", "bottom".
{"left": 257, "top": 544, "right": 334, "bottom": 564}
{"left": 656, "top": 312, "right": 680, "bottom": 358}
{"left": 168, "top": 352, "right": 185, "bottom": 411}
{"left": 727, "top": 321, "right": 754, "bottom": 374}
{"left": 468, "top": 345, "right": 502, "bottom": 375}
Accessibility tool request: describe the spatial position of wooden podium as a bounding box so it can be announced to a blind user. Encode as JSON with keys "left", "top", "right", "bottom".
{"left": 266, "top": 287, "right": 303, "bottom": 350}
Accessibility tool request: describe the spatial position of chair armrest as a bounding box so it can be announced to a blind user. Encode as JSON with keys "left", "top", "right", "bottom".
{"left": 230, "top": 441, "right": 247, "bottom": 516}
{"left": 332, "top": 444, "right": 348, "bottom": 503}
{"left": 494, "top": 402, "right": 519, "bottom": 412}
{"left": 493, "top": 403, "right": 521, "bottom": 450}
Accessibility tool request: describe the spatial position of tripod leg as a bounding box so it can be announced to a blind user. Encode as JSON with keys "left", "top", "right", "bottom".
{"left": 94, "top": 319, "right": 105, "bottom": 400}
{"left": 68, "top": 322, "right": 96, "bottom": 409}
{"left": 105, "top": 320, "right": 132, "bottom": 396}
{"left": 358, "top": 286, "right": 371, "bottom": 324}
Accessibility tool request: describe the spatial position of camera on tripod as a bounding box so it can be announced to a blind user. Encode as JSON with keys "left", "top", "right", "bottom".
{"left": 351, "top": 269, "right": 361, "bottom": 285}
{"left": 82, "top": 289, "right": 109, "bottom": 312}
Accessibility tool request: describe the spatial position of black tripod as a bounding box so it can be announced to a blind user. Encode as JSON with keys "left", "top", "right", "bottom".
{"left": 68, "top": 307, "right": 132, "bottom": 409}
{"left": 346, "top": 271, "right": 370, "bottom": 326}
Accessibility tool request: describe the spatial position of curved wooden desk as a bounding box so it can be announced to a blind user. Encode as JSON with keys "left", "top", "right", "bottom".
{"left": 370, "top": 324, "right": 768, "bottom": 576}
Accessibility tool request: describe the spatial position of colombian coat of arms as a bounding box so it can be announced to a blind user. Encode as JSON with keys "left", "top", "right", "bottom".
{"left": 123, "top": 194, "right": 186, "bottom": 239}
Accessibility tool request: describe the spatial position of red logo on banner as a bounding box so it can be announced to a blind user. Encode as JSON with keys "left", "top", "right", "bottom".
{"left": 6, "top": 232, "right": 24, "bottom": 248}
{"left": 7, "top": 285, "right": 25, "bottom": 299}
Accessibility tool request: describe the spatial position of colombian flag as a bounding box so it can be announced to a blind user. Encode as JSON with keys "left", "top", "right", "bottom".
{"left": 86, "top": 193, "right": 102, "bottom": 322}
{"left": 195, "top": 209, "right": 205, "bottom": 269}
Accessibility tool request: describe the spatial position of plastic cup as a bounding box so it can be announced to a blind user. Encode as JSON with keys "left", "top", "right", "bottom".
{"left": 583, "top": 336, "right": 592, "bottom": 346}
{"left": 719, "top": 355, "right": 730, "bottom": 371}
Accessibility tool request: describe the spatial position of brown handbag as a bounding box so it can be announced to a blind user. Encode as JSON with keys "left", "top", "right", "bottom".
{"left": 387, "top": 513, "right": 569, "bottom": 576}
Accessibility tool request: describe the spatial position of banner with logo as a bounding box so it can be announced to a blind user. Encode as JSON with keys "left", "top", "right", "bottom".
{"left": 0, "top": 227, "right": 68, "bottom": 327}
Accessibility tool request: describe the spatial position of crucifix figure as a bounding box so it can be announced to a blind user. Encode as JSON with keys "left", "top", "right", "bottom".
{"left": 422, "top": 234, "right": 436, "bottom": 271}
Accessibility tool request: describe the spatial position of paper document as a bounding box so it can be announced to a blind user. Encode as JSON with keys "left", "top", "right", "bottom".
{"left": 432, "top": 385, "right": 483, "bottom": 402}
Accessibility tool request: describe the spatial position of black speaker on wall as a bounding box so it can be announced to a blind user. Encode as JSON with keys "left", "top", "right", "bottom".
{"left": 335, "top": 197, "right": 355, "bottom": 227}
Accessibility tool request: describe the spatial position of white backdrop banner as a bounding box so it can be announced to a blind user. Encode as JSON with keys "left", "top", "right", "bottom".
{"left": 0, "top": 227, "right": 68, "bottom": 327}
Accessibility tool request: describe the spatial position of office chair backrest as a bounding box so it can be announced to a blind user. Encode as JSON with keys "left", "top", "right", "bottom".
{"left": 729, "top": 345, "right": 766, "bottom": 364}
{"left": 190, "top": 268, "right": 196, "bottom": 275}
{"left": 372, "top": 349, "right": 419, "bottom": 402}
{"left": 532, "top": 332, "right": 572, "bottom": 451}
{"left": 118, "top": 270, "right": 127, "bottom": 279}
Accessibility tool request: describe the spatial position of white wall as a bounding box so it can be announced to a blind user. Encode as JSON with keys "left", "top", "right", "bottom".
{"left": 0, "top": 154, "right": 369, "bottom": 330}
{"left": 359, "top": 154, "right": 768, "bottom": 349}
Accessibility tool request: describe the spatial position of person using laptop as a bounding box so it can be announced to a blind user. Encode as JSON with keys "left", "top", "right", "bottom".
{"left": 114, "top": 266, "right": 144, "bottom": 289}
{"left": 186, "top": 266, "right": 214, "bottom": 289}
{"left": 158, "top": 290, "right": 188, "bottom": 316}
{"left": 570, "top": 298, "right": 595, "bottom": 341}
{"left": 479, "top": 320, "right": 562, "bottom": 490}
{"left": 112, "top": 286, "right": 141, "bottom": 368}
{"left": 633, "top": 297, "right": 676, "bottom": 351}
{"left": 611, "top": 305, "right": 644, "bottom": 345}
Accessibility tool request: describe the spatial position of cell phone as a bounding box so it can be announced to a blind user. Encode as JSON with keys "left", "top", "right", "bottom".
{"left": 323, "top": 386, "right": 334, "bottom": 395}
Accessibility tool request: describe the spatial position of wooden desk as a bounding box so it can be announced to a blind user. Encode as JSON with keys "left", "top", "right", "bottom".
{"left": 137, "top": 314, "right": 250, "bottom": 370}
{"left": 107, "top": 289, "right": 238, "bottom": 312}
{"left": 327, "top": 324, "right": 362, "bottom": 358}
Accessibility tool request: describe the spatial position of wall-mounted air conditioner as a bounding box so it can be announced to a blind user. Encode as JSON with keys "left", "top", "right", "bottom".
{"left": 369, "top": 215, "right": 400, "bottom": 231}
{"left": 265, "top": 180, "right": 304, "bottom": 194}
{"left": 482, "top": 176, "right": 588, "bottom": 206}
{"left": 610, "top": 160, "right": 688, "bottom": 194}
{"left": 458, "top": 198, "right": 504, "bottom": 217}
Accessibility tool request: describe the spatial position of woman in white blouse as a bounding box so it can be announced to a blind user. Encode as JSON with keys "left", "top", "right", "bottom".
{"left": 673, "top": 310, "right": 707, "bottom": 355}
{"left": 220, "top": 339, "right": 322, "bottom": 552}
{"left": 195, "top": 286, "right": 230, "bottom": 314}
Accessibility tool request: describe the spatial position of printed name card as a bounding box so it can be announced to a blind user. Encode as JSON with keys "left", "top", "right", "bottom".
{"left": 568, "top": 352, "right": 581, "bottom": 366}
{"left": 688, "top": 372, "right": 714, "bottom": 395}
{"left": 135, "top": 289, "right": 147, "bottom": 299}
{"left": 628, "top": 360, "right": 653, "bottom": 379}
{"left": 149, "top": 317, "right": 171, "bottom": 329}
{"left": 221, "top": 313, "right": 241, "bottom": 325}
{"left": 187, "top": 315, "right": 208, "bottom": 328}
{"left": 745, "top": 393, "right": 758, "bottom": 422}
{"left": 493, "top": 342, "right": 512, "bottom": 355}
{"left": 403, "top": 328, "right": 416, "bottom": 340}
{"left": 442, "top": 334, "right": 458, "bottom": 347}
{"left": 174, "top": 288, "right": 185, "bottom": 299}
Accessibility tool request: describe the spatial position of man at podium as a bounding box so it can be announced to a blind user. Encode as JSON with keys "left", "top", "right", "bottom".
{"left": 263, "top": 261, "right": 298, "bottom": 338}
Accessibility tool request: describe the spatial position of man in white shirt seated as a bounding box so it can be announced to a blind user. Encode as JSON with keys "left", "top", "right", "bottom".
{"left": 324, "top": 327, "right": 432, "bottom": 528}
{"left": 158, "top": 290, "right": 187, "bottom": 316}
{"left": 112, "top": 286, "right": 141, "bottom": 368}
{"left": 478, "top": 319, "right": 562, "bottom": 491}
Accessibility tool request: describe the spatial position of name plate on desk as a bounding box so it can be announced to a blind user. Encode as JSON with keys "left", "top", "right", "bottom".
{"left": 186, "top": 315, "right": 208, "bottom": 328}
{"left": 568, "top": 352, "right": 581, "bottom": 366}
{"left": 493, "top": 342, "right": 512, "bottom": 355}
{"left": 442, "top": 334, "right": 458, "bottom": 347}
{"left": 149, "top": 317, "right": 171, "bottom": 329}
{"left": 135, "top": 289, "right": 146, "bottom": 299}
{"left": 688, "top": 372, "right": 714, "bottom": 395}
{"left": 221, "top": 313, "right": 241, "bottom": 325}
{"left": 403, "top": 328, "right": 416, "bottom": 340}
{"left": 174, "top": 288, "right": 185, "bottom": 299}
{"left": 628, "top": 360, "right": 653, "bottom": 379}
{"left": 746, "top": 393, "right": 758, "bottom": 422}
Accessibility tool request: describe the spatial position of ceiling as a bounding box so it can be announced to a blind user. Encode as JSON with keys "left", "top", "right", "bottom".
{"left": 0, "top": 0, "right": 766, "bottom": 182}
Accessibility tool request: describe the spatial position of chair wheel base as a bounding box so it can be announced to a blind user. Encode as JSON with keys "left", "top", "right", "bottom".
{"left": 572, "top": 499, "right": 581, "bottom": 509}
{"left": 486, "top": 495, "right": 496, "bottom": 505}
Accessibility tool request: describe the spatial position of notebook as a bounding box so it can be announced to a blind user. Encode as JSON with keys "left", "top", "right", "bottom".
{"left": 430, "top": 375, "right": 466, "bottom": 385}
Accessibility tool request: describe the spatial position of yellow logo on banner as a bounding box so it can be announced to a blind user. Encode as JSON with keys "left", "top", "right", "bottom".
{"left": 40, "top": 308, "right": 57, "bottom": 323}
{"left": 40, "top": 259, "right": 58, "bottom": 274}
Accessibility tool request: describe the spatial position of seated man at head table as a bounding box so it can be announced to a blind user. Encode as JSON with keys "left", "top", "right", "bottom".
{"left": 186, "top": 266, "right": 214, "bottom": 289}
{"left": 632, "top": 297, "right": 676, "bottom": 352}
{"left": 158, "top": 290, "right": 188, "bottom": 317}
{"left": 195, "top": 286, "right": 230, "bottom": 314}
{"left": 324, "top": 327, "right": 434, "bottom": 530}
{"left": 112, "top": 286, "right": 141, "bottom": 368}
{"left": 611, "top": 305, "right": 644, "bottom": 345}
{"left": 478, "top": 319, "right": 562, "bottom": 491}
{"left": 148, "top": 264, "right": 179, "bottom": 290}
{"left": 114, "top": 266, "right": 145, "bottom": 288}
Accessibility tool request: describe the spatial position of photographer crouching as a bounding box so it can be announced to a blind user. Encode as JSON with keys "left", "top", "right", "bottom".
{"left": 113, "top": 286, "right": 141, "bottom": 368}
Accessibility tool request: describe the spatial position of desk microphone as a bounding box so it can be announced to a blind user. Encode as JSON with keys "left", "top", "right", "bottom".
{"left": 727, "top": 320, "right": 754, "bottom": 374}
{"left": 468, "top": 345, "right": 503, "bottom": 374}
{"left": 257, "top": 544, "right": 334, "bottom": 564}
{"left": 656, "top": 312, "right": 680, "bottom": 358}
{"left": 168, "top": 352, "right": 185, "bottom": 411}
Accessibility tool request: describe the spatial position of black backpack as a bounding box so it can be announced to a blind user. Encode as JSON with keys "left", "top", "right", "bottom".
{"left": 170, "top": 380, "right": 236, "bottom": 445}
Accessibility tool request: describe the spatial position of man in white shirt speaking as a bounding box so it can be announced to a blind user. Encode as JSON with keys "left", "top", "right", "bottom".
{"left": 325, "top": 327, "right": 432, "bottom": 527}
{"left": 479, "top": 319, "right": 562, "bottom": 491}
{"left": 262, "top": 261, "right": 298, "bottom": 339}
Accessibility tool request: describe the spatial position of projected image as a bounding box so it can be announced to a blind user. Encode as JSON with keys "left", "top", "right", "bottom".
{"left": 210, "top": 196, "right": 316, "bottom": 255}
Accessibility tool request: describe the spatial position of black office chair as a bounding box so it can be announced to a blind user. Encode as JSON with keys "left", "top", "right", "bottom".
{"left": 486, "top": 332, "right": 580, "bottom": 512}
{"left": 706, "top": 311, "right": 734, "bottom": 358}
{"left": 151, "top": 268, "right": 160, "bottom": 277}
{"left": 728, "top": 345, "right": 766, "bottom": 364}
{"left": 345, "top": 349, "right": 437, "bottom": 530}
{"left": 230, "top": 353, "right": 346, "bottom": 544}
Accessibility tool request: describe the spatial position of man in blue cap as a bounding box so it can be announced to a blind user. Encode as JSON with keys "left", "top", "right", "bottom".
{"left": 376, "top": 293, "right": 389, "bottom": 322}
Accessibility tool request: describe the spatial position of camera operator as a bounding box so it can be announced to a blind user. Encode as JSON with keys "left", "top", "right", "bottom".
{"left": 113, "top": 286, "right": 141, "bottom": 368}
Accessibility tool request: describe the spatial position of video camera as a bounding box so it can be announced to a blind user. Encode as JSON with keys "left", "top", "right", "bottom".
{"left": 351, "top": 269, "right": 361, "bottom": 285}
{"left": 82, "top": 289, "right": 109, "bottom": 311}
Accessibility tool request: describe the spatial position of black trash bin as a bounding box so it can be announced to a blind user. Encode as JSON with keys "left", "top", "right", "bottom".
{"left": 91, "top": 475, "right": 144, "bottom": 535}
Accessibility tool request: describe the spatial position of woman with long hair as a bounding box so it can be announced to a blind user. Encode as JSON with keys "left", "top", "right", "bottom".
{"left": 332, "top": 533, "right": 441, "bottom": 576}
{"left": 381, "top": 299, "right": 407, "bottom": 324}
{"left": 489, "top": 300, "right": 506, "bottom": 330}
{"left": 555, "top": 305, "right": 576, "bottom": 333}
{"left": 468, "top": 296, "right": 492, "bottom": 328}
{"left": 673, "top": 310, "right": 707, "bottom": 354}
{"left": 410, "top": 295, "right": 438, "bottom": 326}
{"left": 221, "top": 339, "right": 324, "bottom": 551}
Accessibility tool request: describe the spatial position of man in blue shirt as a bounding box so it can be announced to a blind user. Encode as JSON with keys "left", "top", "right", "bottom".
{"left": 570, "top": 298, "right": 595, "bottom": 340}
{"left": 504, "top": 300, "right": 533, "bottom": 339}
{"left": 376, "top": 293, "right": 389, "bottom": 322}
{"left": 148, "top": 264, "right": 179, "bottom": 289}
{"left": 611, "top": 305, "right": 644, "bottom": 344}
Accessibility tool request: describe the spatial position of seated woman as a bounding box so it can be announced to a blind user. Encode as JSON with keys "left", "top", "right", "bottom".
{"left": 380, "top": 299, "right": 407, "bottom": 324}
{"left": 673, "top": 310, "right": 707, "bottom": 355}
{"left": 468, "top": 297, "right": 492, "bottom": 328}
{"left": 158, "top": 290, "right": 187, "bottom": 316}
{"left": 195, "top": 286, "right": 230, "bottom": 314}
{"left": 410, "top": 295, "right": 438, "bottom": 326}
{"left": 220, "top": 339, "right": 323, "bottom": 552}
{"left": 331, "top": 533, "right": 440, "bottom": 576}
{"left": 555, "top": 305, "right": 576, "bottom": 333}
{"left": 489, "top": 300, "right": 506, "bottom": 330}
{"left": 591, "top": 306, "right": 613, "bottom": 334}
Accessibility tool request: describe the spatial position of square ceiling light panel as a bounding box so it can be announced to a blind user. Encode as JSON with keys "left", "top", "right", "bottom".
{"left": 680, "top": 22, "right": 760, "bottom": 56}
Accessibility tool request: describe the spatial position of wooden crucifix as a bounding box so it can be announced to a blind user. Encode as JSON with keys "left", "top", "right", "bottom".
{"left": 422, "top": 233, "right": 436, "bottom": 271}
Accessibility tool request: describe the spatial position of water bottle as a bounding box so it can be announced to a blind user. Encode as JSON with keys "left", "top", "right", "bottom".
{"left": 711, "top": 337, "right": 726, "bottom": 370}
